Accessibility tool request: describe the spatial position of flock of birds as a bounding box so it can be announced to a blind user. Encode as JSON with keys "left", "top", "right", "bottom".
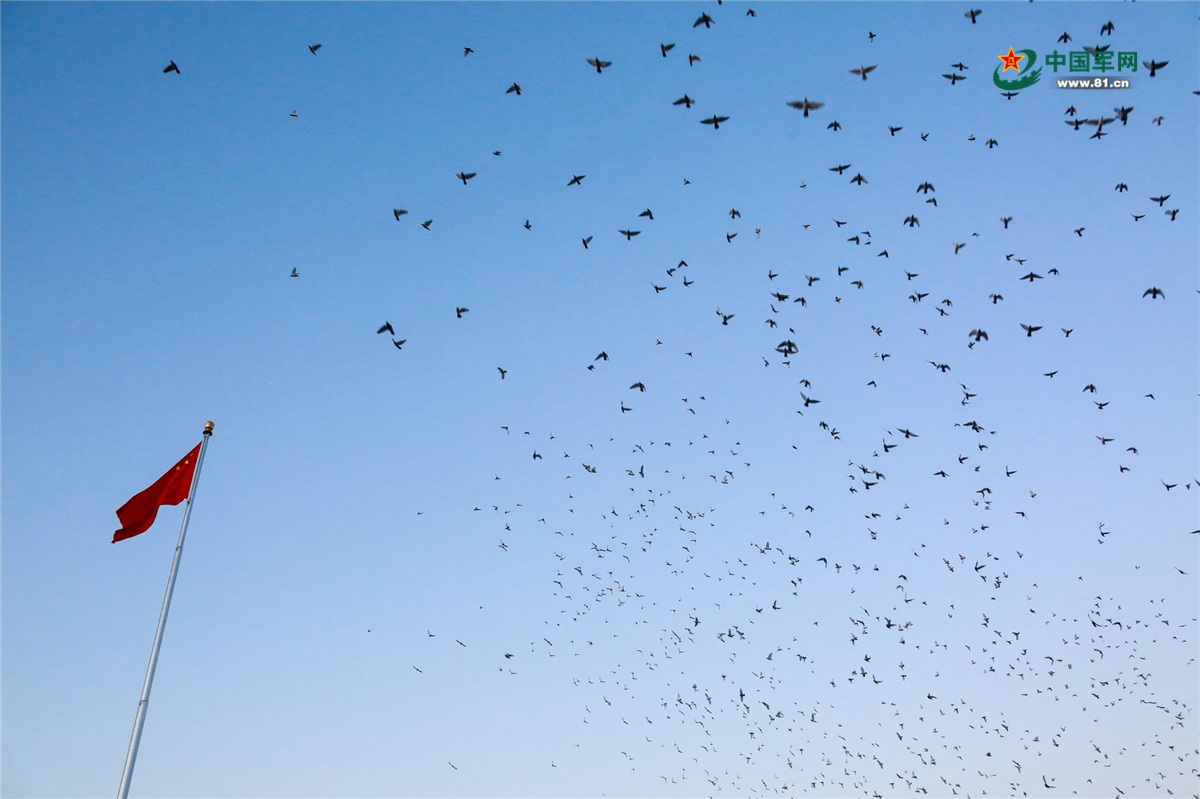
{"left": 163, "top": 5, "right": 1198, "bottom": 797}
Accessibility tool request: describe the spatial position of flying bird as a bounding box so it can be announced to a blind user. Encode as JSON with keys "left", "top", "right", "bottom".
{"left": 850, "top": 65, "right": 878, "bottom": 80}
{"left": 586, "top": 58, "right": 612, "bottom": 73}
{"left": 694, "top": 12, "right": 715, "bottom": 28}
{"left": 456, "top": 172, "right": 477, "bottom": 185}
{"left": 163, "top": 60, "right": 180, "bottom": 74}
{"left": 701, "top": 115, "right": 730, "bottom": 129}
{"left": 308, "top": 44, "right": 322, "bottom": 54}
{"left": 965, "top": 9, "right": 982, "bottom": 23}
{"left": 787, "top": 98, "right": 824, "bottom": 117}
{"left": 1137, "top": 59, "right": 1166, "bottom": 76}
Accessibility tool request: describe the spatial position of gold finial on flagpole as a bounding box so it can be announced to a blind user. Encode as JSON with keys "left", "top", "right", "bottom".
{"left": 203, "top": 421, "right": 214, "bottom": 436}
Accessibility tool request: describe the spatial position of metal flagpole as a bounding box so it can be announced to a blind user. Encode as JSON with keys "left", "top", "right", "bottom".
{"left": 117, "top": 421, "right": 214, "bottom": 799}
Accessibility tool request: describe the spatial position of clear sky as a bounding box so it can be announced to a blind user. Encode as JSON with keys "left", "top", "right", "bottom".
{"left": 3, "top": 2, "right": 1198, "bottom": 797}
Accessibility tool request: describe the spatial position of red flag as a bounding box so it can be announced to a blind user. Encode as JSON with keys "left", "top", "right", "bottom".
{"left": 113, "top": 443, "right": 202, "bottom": 543}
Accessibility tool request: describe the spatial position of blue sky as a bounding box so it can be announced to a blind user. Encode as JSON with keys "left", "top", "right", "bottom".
{"left": 3, "top": 2, "right": 1198, "bottom": 797}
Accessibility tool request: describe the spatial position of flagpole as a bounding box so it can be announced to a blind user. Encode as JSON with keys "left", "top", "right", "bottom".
{"left": 117, "top": 421, "right": 214, "bottom": 799}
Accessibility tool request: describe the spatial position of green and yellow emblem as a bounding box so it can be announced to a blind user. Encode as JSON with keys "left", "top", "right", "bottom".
{"left": 993, "top": 47, "right": 1042, "bottom": 89}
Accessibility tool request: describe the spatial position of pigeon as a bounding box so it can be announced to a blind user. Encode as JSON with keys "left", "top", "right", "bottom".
{"left": 786, "top": 98, "right": 824, "bottom": 117}
{"left": 1137, "top": 59, "right": 1166, "bottom": 76}
{"left": 163, "top": 60, "right": 180, "bottom": 74}
{"left": 308, "top": 44, "right": 322, "bottom": 54}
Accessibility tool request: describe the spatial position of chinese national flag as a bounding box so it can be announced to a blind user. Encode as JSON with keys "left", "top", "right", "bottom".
{"left": 113, "top": 443, "right": 202, "bottom": 543}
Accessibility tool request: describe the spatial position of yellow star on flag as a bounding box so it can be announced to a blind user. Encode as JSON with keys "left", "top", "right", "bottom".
{"left": 998, "top": 47, "right": 1024, "bottom": 73}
